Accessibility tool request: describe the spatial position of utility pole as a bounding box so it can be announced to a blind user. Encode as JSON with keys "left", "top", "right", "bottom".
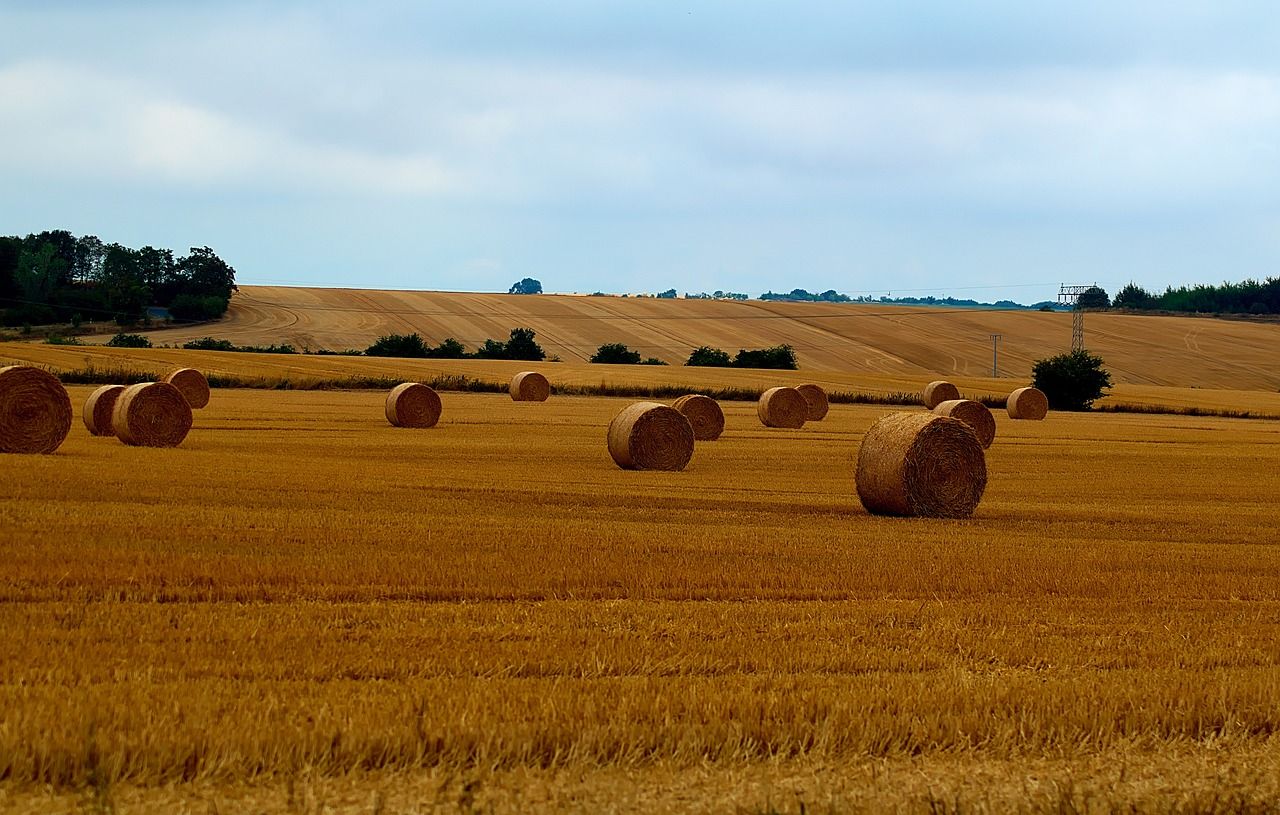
{"left": 990, "top": 334, "right": 1001, "bottom": 377}
{"left": 1058, "top": 284, "right": 1094, "bottom": 351}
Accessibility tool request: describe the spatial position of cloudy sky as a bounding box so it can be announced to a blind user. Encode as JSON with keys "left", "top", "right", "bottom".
{"left": 2, "top": 2, "right": 1278, "bottom": 301}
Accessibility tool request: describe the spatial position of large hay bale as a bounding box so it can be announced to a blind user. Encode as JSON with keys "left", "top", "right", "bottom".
{"left": 932, "top": 398, "right": 996, "bottom": 449}
{"left": 796, "top": 383, "right": 830, "bottom": 421}
{"left": 385, "top": 382, "right": 442, "bottom": 428}
{"left": 510, "top": 371, "right": 550, "bottom": 402}
{"left": 112, "top": 382, "right": 193, "bottom": 447}
{"left": 0, "top": 365, "right": 72, "bottom": 454}
{"left": 1007, "top": 386, "right": 1049, "bottom": 420}
{"left": 607, "top": 401, "right": 694, "bottom": 471}
{"left": 671, "top": 394, "right": 725, "bottom": 441}
{"left": 757, "top": 386, "right": 807, "bottom": 429}
{"left": 855, "top": 412, "right": 987, "bottom": 518}
{"left": 84, "top": 385, "right": 127, "bottom": 437}
{"left": 922, "top": 380, "right": 960, "bottom": 409}
{"left": 163, "top": 368, "right": 210, "bottom": 409}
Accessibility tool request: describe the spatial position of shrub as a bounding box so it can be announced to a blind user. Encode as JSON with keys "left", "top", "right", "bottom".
{"left": 591, "top": 343, "right": 642, "bottom": 364}
{"left": 366, "top": 333, "right": 429, "bottom": 358}
{"left": 734, "top": 345, "right": 798, "bottom": 370}
{"left": 1031, "top": 349, "right": 1113, "bottom": 410}
{"left": 45, "top": 334, "right": 84, "bottom": 345}
{"left": 182, "top": 337, "right": 236, "bottom": 352}
{"left": 107, "top": 333, "right": 153, "bottom": 348}
{"left": 428, "top": 337, "right": 467, "bottom": 359}
{"left": 640, "top": 357, "right": 668, "bottom": 366}
{"left": 169, "top": 293, "right": 230, "bottom": 321}
{"left": 686, "top": 346, "right": 732, "bottom": 367}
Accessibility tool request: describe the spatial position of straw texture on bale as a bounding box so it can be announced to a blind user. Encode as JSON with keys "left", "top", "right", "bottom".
{"left": 932, "top": 398, "right": 996, "bottom": 449}
{"left": 607, "top": 401, "right": 695, "bottom": 471}
{"left": 83, "top": 385, "right": 127, "bottom": 437}
{"left": 922, "top": 380, "right": 961, "bottom": 409}
{"left": 385, "top": 382, "right": 442, "bottom": 428}
{"left": 510, "top": 371, "right": 550, "bottom": 402}
{"left": 855, "top": 412, "right": 987, "bottom": 519}
{"left": 0, "top": 365, "right": 72, "bottom": 454}
{"left": 796, "top": 383, "right": 830, "bottom": 421}
{"left": 112, "top": 382, "right": 193, "bottom": 448}
{"left": 163, "top": 368, "right": 210, "bottom": 409}
{"left": 671, "top": 394, "right": 725, "bottom": 441}
{"left": 757, "top": 386, "right": 808, "bottom": 429}
{"left": 1007, "top": 386, "right": 1049, "bottom": 420}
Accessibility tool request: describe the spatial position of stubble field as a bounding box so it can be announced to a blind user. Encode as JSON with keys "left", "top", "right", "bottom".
{"left": 2, "top": 375, "right": 1280, "bottom": 812}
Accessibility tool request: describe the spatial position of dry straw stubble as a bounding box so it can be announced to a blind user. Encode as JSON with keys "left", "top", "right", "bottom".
{"left": 607, "top": 401, "right": 695, "bottom": 471}
{"left": 856, "top": 411, "right": 987, "bottom": 518}
{"left": 932, "top": 398, "right": 996, "bottom": 449}
{"left": 796, "top": 384, "right": 830, "bottom": 421}
{"left": 510, "top": 371, "right": 550, "bottom": 402}
{"left": 922, "top": 380, "right": 961, "bottom": 409}
{"left": 112, "top": 382, "right": 194, "bottom": 448}
{"left": 1007, "top": 387, "right": 1049, "bottom": 420}
{"left": 163, "top": 368, "right": 211, "bottom": 409}
{"left": 671, "top": 394, "right": 725, "bottom": 441}
{"left": 0, "top": 365, "right": 72, "bottom": 454}
{"left": 757, "top": 386, "right": 808, "bottom": 429}
{"left": 83, "top": 384, "right": 127, "bottom": 437}
{"left": 385, "top": 382, "right": 442, "bottom": 428}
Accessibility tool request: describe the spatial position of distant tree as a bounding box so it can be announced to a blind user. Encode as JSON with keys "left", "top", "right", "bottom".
{"left": 366, "top": 332, "right": 430, "bottom": 358}
{"left": 686, "top": 346, "right": 732, "bottom": 367}
{"left": 508, "top": 278, "right": 543, "bottom": 295}
{"left": 15, "top": 243, "right": 65, "bottom": 304}
{"left": 1113, "top": 282, "right": 1155, "bottom": 310}
{"left": 733, "top": 345, "right": 798, "bottom": 370}
{"left": 503, "top": 327, "right": 546, "bottom": 361}
{"left": 473, "top": 338, "right": 509, "bottom": 359}
{"left": 1076, "top": 286, "right": 1110, "bottom": 310}
{"left": 107, "top": 333, "right": 152, "bottom": 348}
{"left": 656, "top": 289, "right": 677, "bottom": 299}
{"left": 640, "top": 357, "right": 668, "bottom": 366}
{"left": 0, "top": 237, "right": 20, "bottom": 300}
{"left": 428, "top": 337, "right": 467, "bottom": 359}
{"left": 183, "top": 337, "right": 237, "bottom": 352}
{"left": 72, "top": 235, "right": 105, "bottom": 284}
{"left": 1032, "top": 350, "right": 1113, "bottom": 411}
{"left": 590, "top": 342, "right": 642, "bottom": 364}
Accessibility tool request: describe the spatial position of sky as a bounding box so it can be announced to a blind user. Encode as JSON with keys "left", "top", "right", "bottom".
{"left": 2, "top": 2, "right": 1279, "bottom": 303}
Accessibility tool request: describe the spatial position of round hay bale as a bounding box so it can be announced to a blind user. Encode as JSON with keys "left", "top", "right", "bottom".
{"left": 1007, "top": 386, "right": 1049, "bottom": 420}
{"left": 922, "top": 380, "right": 960, "bottom": 409}
{"left": 385, "top": 382, "right": 442, "bottom": 428}
{"left": 0, "top": 365, "right": 72, "bottom": 454}
{"left": 84, "top": 384, "right": 128, "bottom": 437}
{"left": 607, "top": 401, "right": 694, "bottom": 471}
{"left": 510, "top": 371, "right": 550, "bottom": 402}
{"left": 932, "top": 398, "right": 996, "bottom": 449}
{"left": 163, "top": 368, "right": 210, "bottom": 409}
{"left": 112, "top": 382, "right": 193, "bottom": 448}
{"left": 796, "top": 383, "right": 830, "bottom": 421}
{"left": 671, "top": 394, "right": 725, "bottom": 441}
{"left": 757, "top": 386, "right": 807, "bottom": 429}
{"left": 855, "top": 412, "right": 987, "bottom": 519}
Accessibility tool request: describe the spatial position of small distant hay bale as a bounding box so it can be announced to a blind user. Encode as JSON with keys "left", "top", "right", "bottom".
{"left": 757, "top": 386, "right": 808, "bottom": 429}
{"left": 856, "top": 411, "right": 987, "bottom": 518}
{"left": 112, "top": 382, "right": 193, "bottom": 448}
{"left": 607, "top": 401, "right": 694, "bottom": 471}
{"left": 933, "top": 399, "right": 996, "bottom": 449}
{"left": 385, "top": 382, "right": 442, "bottom": 428}
{"left": 671, "top": 394, "right": 725, "bottom": 441}
{"left": 510, "top": 371, "right": 550, "bottom": 402}
{"left": 0, "top": 365, "right": 72, "bottom": 454}
{"left": 796, "top": 383, "right": 830, "bottom": 421}
{"left": 163, "top": 368, "right": 210, "bottom": 409}
{"left": 1006, "top": 386, "right": 1049, "bottom": 420}
{"left": 922, "top": 380, "right": 960, "bottom": 409}
{"left": 84, "top": 385, "right": 128, "bottom": 437}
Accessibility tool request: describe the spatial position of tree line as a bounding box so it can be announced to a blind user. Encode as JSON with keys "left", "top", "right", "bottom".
{"left": 0, "top": 229, "right": 237, "bottom": 327}
{"left": 1110, "top": 278, "right": 1280, "bottom": 315}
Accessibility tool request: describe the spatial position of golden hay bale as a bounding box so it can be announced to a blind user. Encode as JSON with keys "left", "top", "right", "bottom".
{"left": 932, "top": 399, "right": 996, "bottom": 449}
{"left": 1007, "top": 386, "right": 1049, "bottom": 420}
{"left": 671, "top": 394, "right": 725, "bottom": 441}
{"left": 385, "top": 382, "right": 442, "bottom": 428}
{"left": 510, "top": 371, "right": 550, "bottom": 402}
{"left": 855, "top": 411, "right": 987, "bottom": 518}
{"left": 163, "top": 368, "right": 210, "bottom": 409}
{"left": 796, "top": 383, "right": 830, "bottom": 421}
{"left": 757, "top": 386, "right": 808, "bottom": 429}
{"left": 112, "top": 382, "right": 193, "bottom": 448}
{"left": 922, "top": 380, "right": 960, "bottom": 409}
{"left": 607, "top": 401, "right": 695, "bottom": 471}
{"left": 83, "top": 384, "right": 128, "bottom": 437}
{"left": 0, "top": 365, "right": 72, "bottom": 454}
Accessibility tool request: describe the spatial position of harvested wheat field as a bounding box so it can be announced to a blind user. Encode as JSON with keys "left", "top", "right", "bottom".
{"left": 0, "top": 366, "right": 1279, "bottom": 813}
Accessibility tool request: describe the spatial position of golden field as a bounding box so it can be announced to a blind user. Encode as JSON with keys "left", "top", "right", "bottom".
{"left": 80, "top": 286, "right": 1280, "bottom": 390}
{"left": 1, "top": 364, "right": 1280, "bottom": 812}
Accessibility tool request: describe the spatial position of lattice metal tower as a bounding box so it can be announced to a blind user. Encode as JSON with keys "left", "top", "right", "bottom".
{"left": 1058, "top": 284, "right": 1094, "bottom": 352}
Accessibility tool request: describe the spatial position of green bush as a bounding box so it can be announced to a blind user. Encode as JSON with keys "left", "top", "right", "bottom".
{"left": 183, "top": 337, "right": 236, "bottom": 352}
{"left": 640, "top": 357, "right": 667, "bottom": 366}
{"left": 733, "top": 345, "right": 798, "bottom": 370}
{"left": 1031, "top": 349, "right": 1113, "bottom": 410}
{"left": 686, "top": 346, "right": 732, "bottom": 367}
{"left": 366, "top": 333, "right": 430, "bottom": 358}
{"left": 44, "top": 334, "right": 84, "bottom": 345}
{"left": 591, "top": 343, "right": 642, "bottom": 364}
{"left": 107, "top": 333, "right": 152, "bottom": 348}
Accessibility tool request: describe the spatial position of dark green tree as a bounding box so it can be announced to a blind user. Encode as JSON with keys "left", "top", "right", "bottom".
{"left": 733, "top": 345, "right": 798, "bottom": 370}
{"left": 503, "top": 327, "right": 546, "bottom": 361}
{"left": 366, "top": 333, "right": 430, "bottom": 358}
{"left": 428, "top": 337, "right": 468, "bottom": 359}
{"left": 656, "top": 289, "right": 677, "bottom": 299}
{"left": 99, "top": 244, "right": 150, "bottom": 324}
{"left": 686, "top": 346, "right": 732, "bottom": 367}
{"left": 590, "top": 343, "right": 642, "bottom": 364}
{"left": 1113, "top": 282, "right": 1154, "bottom": 310}
{"left": 1031, "top": 350, "right": 1113, "bottom": 411}
{"left": 1076, "top": 286, "right": 1110, "bottom": 309}
{"left": 508, "top": 278, "right": 542, "bottom": 295}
